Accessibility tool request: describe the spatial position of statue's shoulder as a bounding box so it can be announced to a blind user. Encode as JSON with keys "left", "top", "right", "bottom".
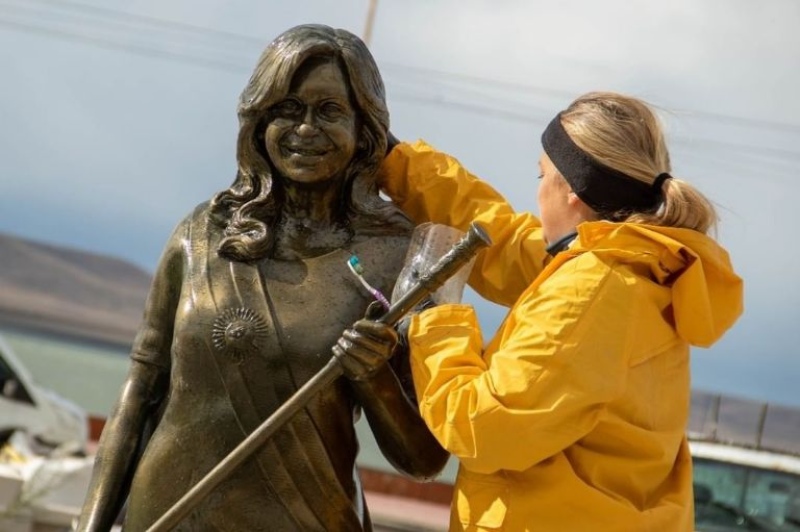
{"left": 188, "top": 200, "right": 213, "bottom": 223}
{"left": 162, "top": 201, "right": 223, "bottom": 257}
{"left": 355, "top": 231, "right": 411, "bottom": 269}
{"left": 176, "top": 200, "right": 224, "bottom": 237}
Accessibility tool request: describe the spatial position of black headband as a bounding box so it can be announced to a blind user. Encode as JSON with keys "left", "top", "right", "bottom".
{"left": 541, "top": 115, "right": 667, "bottom": 216}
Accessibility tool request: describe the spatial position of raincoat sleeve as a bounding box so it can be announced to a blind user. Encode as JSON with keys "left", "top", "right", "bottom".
{"left": 407, "top": 254, "right": 633, "bottom": 474}
{"left": 380, "top": 140, "right": 550, "bottom": 307}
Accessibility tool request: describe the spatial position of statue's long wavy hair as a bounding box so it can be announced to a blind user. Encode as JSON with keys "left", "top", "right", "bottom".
{"left": 209, "top": 24, "right": 411, "bottom": 262}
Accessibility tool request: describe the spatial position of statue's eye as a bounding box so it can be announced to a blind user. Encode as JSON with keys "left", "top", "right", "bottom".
{"left": 274, "top": 99, "right": 302, "bottom": 117}
{"left": 318, "top": 101, "right": 346, "bottom": 120}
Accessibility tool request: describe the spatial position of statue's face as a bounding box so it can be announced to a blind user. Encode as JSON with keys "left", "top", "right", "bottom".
{"left": 265, "top": 60, "right": 359, "bottom": 184}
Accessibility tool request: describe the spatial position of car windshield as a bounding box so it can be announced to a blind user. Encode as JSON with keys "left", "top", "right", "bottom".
{"left": 694, "top": 458, "right": 800, "bottom": 531}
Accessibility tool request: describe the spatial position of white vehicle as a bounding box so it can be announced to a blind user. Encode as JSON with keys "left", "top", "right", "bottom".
{"left": 689, "top": 391, "right": 800, "bottom": 531}
{"left": 0, "top": 334, "right": 88, "bottom": 454}
{"left": 0, "top": 334, "right": 94, "bottom": 531}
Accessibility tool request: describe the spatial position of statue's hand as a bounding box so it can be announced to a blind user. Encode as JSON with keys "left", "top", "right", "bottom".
{"left": 333, "top": 304, "right": 398, "bottom": 381}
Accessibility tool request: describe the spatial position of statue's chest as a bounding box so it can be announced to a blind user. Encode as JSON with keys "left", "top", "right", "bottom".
{"left": 257, "top": 252, "right": 370, "bottom": 360}
{"left": 178, "top": 243, "right": 399, "bottom": 381}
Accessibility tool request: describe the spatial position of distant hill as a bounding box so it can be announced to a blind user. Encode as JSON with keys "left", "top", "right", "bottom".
{"left": 0, "top": 232, "right": 152, "bottom": 346}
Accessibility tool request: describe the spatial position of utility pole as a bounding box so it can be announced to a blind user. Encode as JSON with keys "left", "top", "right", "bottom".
{"left": 363, "top": 0, "right": 378, "bottom": 47}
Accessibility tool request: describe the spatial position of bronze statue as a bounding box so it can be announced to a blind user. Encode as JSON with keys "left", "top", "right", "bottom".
{"left": 76, "top": 24, "right": 448, "bottom": 532}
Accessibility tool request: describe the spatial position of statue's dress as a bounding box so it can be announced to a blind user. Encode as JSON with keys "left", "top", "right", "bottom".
{"left": 123, "top": 203, "right": 410, "bottom": 531}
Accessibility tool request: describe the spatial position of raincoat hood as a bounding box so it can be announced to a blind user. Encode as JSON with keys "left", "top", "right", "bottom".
{"left": 574, "top": 221, "right": 743, "bottom": 348}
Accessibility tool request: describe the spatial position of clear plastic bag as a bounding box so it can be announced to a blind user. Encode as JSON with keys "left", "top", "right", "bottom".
{"left": 390, "top": 223, "right": 476, "bottom": 306}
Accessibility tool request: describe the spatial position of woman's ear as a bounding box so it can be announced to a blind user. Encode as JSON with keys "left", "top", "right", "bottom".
{"left": 566, "top": 190, "right": 582, "bottom": 206}
{"left": 568, "top": 191, "right": 600, "bottom": 221}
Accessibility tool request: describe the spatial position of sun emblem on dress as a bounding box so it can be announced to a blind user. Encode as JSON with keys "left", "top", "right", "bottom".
{"left": 211, "top": 307, "right": 269, "bottom": 363}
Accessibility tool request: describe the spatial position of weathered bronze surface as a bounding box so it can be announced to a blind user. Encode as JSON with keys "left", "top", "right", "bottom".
{"left": 146, "top": 223, "right": 491, "bottom": 532}
{"left": 76, "top": 24, "right": 448, "bottom": 532}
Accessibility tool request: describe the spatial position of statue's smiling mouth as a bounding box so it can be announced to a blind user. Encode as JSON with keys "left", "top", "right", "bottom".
{"left": 283, "top": 144, "right": 329, "bottom": 157}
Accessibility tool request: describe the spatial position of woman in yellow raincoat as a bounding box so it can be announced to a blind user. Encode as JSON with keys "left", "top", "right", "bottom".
{"left": 334, "top": 92, "right": 743, "bottom": 531}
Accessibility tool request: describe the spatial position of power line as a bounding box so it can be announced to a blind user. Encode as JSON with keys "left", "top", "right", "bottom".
{"left": 667, "top": 108, "right": 800, "bottom": 135}
{"left": 9, "top": 0, "right": 262, "bottom": 46}
{"left": 1, "top": 1, "right": 799, "bottom": 163}
{"left": 0, "top": 16, "right": 249, "bottom": 73}
{"left": 394, "top": 88, "right": 800, "bottom": 162}
{"left": 390, "top": 91, "right": 545, "bottom": 125}
{"left": 679, "top": 145, "right": 796, "bottom": 180}
{"left": 0, "top": 5, "right": 548, "bottom": 125}
{"left": 388, "top": 77, "right": 554, "bottom": 121}
{"left": 0, "top": 1, "right": 255, "bottom": 68}
{"left": 382, "top": 62, "right": 574, "bottom": 101}
{"left": 5, "top": 0, "right": 800, "bottom": 137}
{"left": 672, "top": 135, "right": 800, "bottom": 163}
{"left": 0, "top": 3, "right": 556, "bottom": 123}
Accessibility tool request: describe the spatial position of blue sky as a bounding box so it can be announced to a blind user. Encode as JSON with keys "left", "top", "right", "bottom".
{"left": 1, "top": 0, "right": 798, "bottom": 405}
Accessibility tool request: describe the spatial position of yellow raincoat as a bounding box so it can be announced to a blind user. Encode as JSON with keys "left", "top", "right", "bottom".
{"left": 380, "top": 141, "right": 743, "bottom": 531}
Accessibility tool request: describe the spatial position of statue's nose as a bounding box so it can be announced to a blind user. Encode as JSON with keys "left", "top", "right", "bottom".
{"left": 296, "top": 107, "right": 319, "bottom": 137}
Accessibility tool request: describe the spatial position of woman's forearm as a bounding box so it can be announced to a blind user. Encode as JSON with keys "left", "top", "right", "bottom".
{"left": 381, "top": 141, "right": 550, "bottom": 305}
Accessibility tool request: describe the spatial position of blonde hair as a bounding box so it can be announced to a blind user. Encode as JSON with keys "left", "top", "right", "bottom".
{"left": 559, "top": 92, "right": 717, "bottom": 234}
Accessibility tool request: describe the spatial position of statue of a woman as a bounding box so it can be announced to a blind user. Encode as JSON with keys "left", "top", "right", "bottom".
{"left": 77, "top": 24, "right": 448, "bottom": 531}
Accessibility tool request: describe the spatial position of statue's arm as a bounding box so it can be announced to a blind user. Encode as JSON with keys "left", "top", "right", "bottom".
{"left": 76, "top": 222, "right": 185, "bottom": 531}
{"left": 349, "top": 356, "right": 449, "bottom": 481}
{"left": 76, "top": 361, "right": 168, "bottom": 531}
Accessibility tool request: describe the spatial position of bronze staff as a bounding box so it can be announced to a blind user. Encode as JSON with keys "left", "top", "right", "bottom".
{"left": 146, "top": 222, "right": 492, "bottom": 532}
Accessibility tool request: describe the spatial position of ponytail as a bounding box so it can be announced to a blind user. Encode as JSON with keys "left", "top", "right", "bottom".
{"left": 626, "top": 177, "right": 717, "bottom": 234}
{"left": 560, "top": 92, "right": 718, "bottom": 235}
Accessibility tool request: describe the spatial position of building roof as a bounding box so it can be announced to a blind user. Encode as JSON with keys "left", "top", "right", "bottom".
{"left": 689, "top": 390, "right": 800, "bottom": 458}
